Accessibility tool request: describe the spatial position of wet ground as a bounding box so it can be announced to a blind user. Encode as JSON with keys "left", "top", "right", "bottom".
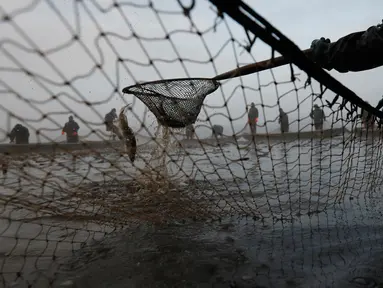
{"left": 2, "top": 135, "right": 383, "bottom": 287}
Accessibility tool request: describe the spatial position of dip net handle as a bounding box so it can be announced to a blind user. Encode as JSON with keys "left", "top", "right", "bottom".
{"left": 213, "top": 49, "right": 312, "bottom": 81}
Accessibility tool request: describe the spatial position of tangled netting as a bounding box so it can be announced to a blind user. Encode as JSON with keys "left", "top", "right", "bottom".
{"left": 1, "top": 0, "right": 383, "bottom": 287}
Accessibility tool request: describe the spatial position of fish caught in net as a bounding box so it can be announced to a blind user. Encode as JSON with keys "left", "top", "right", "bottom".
{"left": 2, "top": 0, "right": 383, "bottom": 288}
{"left": 117, "top": 105, "right": 137, "bottom": 162}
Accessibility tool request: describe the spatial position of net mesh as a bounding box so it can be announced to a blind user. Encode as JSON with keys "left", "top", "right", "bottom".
{"left": 123, "top": 78, "right": 220, "bottom": 127}
{"left": 1, "top": 0, "right": 383, "bottom": 287}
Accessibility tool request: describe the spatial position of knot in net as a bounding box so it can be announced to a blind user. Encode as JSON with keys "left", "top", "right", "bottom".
{"left": 122, "top": 78, "right": 220, "bottom": 128}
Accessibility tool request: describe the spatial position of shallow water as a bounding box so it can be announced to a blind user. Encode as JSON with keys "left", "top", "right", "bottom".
{"left": 2, "top": 136, "right": 383, "bottom": 287}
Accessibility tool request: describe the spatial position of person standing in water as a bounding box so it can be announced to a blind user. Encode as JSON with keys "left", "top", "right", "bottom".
{"left": 279, "top": 108, "right": 289, "bottom": 133}
{"left": 9, "top": 124, "right": 30, "bottom": 144}
{"left": 104, "top": 108, "right": 123, "bottom": 140}
{"left": 62, "top": 116, "right": 80, "bottom": 143}
{"left": 247, "top": 102, "right": 259, "bottom": 134}
{"left": 310, "top": 104, "right": 326, "bottom": 132}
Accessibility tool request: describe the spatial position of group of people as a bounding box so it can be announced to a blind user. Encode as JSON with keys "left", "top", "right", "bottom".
{"left": 8, "top": 108, "right": 123, "bottom": 145}
{"left": 5, "top": 102, "right": 375, "bottom": 145}
{"left": 246, "top": 102, "right": 326, "bottom": 134}
{"left": 182, "top": 102, "right": 326, "bottom": 140}
{"left": 61, "top": 108, "right": 123, "bottom": 143}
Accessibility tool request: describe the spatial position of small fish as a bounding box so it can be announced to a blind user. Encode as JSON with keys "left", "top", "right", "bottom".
{"left": 118, "top": 105, "right": 137, "bottom": 163}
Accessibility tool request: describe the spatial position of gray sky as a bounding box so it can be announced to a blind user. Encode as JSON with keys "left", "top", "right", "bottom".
{"left": 1, "top": 0, "right": 383, "bottom": 142}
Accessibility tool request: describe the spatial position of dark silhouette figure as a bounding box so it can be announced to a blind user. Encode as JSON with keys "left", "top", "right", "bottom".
{"left": 247, "top": 102, "right": 259, "bottom": 134}
{"left": 9, "top": 124, "right": 29, "bottom": 144}
{"left": 279, "top": 108, "right": 289, "bottom": 133}
{"left": 212, "top": 125, "right": 223, "bottom": 137}
{"left": 310, "top": 104, "right": 326, "bottom": 131}
{"left": 62, "top": 116, "right": 80, "bottom": 143}
{"left": 105, "top": 108, "right": 122, "bottom": 140}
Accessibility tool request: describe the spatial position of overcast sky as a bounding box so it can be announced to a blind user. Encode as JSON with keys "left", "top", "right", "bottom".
{"left": 1, "top": 0, "right": 383, "bottom": 142}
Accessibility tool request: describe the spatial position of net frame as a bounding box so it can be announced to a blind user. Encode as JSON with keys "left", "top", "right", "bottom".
{"left": 123, "top": 78, "right": 220, "bottom": 128}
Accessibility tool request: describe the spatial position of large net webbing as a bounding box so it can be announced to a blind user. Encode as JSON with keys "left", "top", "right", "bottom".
{"left": 1, "top": 0, "right": 383, "bottom": 287}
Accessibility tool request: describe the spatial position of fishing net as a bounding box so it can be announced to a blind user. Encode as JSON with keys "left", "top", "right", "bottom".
{"left": 122, "top": 78, "right": 219, "bottom": 128}
{"left": 1, "top": 0, "right": 383, "bottom": 287}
